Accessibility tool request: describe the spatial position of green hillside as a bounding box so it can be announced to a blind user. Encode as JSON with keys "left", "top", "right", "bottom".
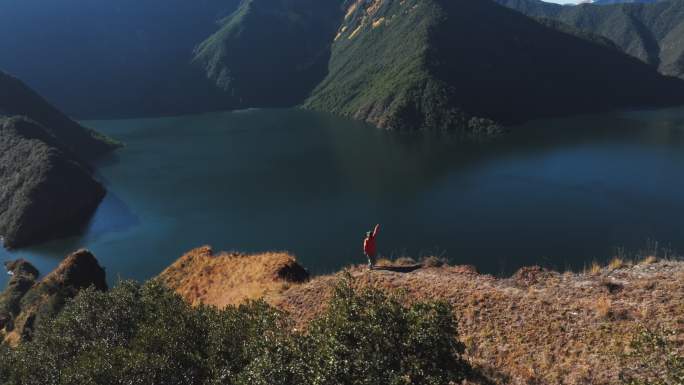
{"left": 0, "top": 71, "right": 119, "bottom": 161}
{"left": 0, "top": 0, "right": 239, "bottom": 118}
{"left": 194, "top": 0, "right": 344, "bottom": 108}
{"left": 0, "top": 72, "right": 118, "bottom": 248}
{"left": 495, "top": 0, "right": 684, "bottom": 78}
{"left": 304, "top": 0, "right": 684, "bottom": 133}
{"left": 304, "top": 0, "right": 476, "bottom": 132}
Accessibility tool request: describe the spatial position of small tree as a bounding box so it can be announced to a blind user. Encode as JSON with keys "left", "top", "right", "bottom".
{"left": 0, "top": 277, "right": 472, "bottom": 385}
{"left": 240, "top": 276, "right": 470, "bottom": 385}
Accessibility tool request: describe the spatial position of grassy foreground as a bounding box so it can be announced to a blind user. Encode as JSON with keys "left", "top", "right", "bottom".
{"left": 160, "top": 247, "right": 684, "bottom": 385}
{"left": 0, "top": 246, "right": 682, "bottom": 385}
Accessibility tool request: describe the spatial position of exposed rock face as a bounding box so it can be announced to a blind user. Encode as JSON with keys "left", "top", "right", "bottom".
{"left": 0, "top": 71, "right": 118, "bottom": 249}
{"left": 0, "top": 250, "right": 107, "bottom": 344}
{"left": 0, "top": 117, "right": 106, "bottom": 249}
{"left": 0, "top": 260, "right": 39, "bottom": 330}
{"left": 41, "top": 249, "right": 108, "bottom": 292}
{"left": 158, "top": 246, "right": 309, "bottom": 308}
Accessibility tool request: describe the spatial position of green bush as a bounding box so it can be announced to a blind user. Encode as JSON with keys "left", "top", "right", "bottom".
{"left": 621, "top": 326, "right": 684, "bottom": 385}
{"left": 0, "top": 278, "right": 470, "bottom": 385}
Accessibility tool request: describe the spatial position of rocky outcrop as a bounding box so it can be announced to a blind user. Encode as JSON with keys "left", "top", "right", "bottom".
{"left": 0, "top": 71, "right": 119, "bottom": 249}
{"left": 0, "top": 260, "right": 39, "bottom": 331}
{"left": 0, "top": 117, "right": 106, "bottom": 249}
{"left": 158, "top": 246, "right": 309, "bottom": 308}
{"left": 0, "top": 250, "right": 107, "bottom": 345}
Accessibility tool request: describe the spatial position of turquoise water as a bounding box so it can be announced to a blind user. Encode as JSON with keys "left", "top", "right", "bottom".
{"left": 2, "top": 107, "right": 684, "bottom": 286}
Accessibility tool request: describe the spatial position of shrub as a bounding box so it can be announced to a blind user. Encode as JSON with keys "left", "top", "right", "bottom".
{"left": 0, "top": 278, "right": 471, "bottom": 385}
{"left": 395, "top": 257, "right": 418, "bottom": 266}
{"left": 421, "top": 256, "right": 447, "bottom": 268}
{"left": 621, "top": 326, "right": 684, "bottom": 385}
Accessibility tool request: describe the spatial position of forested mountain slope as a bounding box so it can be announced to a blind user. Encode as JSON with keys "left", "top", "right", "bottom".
{"left": 302, "top": 0, "right": 684, "bottom": 132}
{"left": 0, "top": 0, "right": 240, "bottom": 118}
{"left": 194, "top": 0, "right": 344, "bottom": 109}
{"left": 0, "top": 72, "right": 117, "bottom": 248}
{"left": 495, "top": 0, "right": 684, "bottom": 78}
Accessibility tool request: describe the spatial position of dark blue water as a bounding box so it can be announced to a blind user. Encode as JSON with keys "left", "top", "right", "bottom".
{"left": 2, "top": 107, "right": 684, "bottom": 286}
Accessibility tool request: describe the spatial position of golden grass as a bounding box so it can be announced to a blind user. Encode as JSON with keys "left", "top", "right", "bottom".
{"left": 160, "top": 246, "right": 684, "bottom": 385}
{"left": 641, "top": 256, "right": 658, "bottom": 265}
{"left": 595, "top": 295, "right": 613, "bottom": 320}
{"left": 276, "top": 262, "right": 684, "bottom": 385}
{"left": 157, "top": 246, "right": 306, "bottom": 308}
{"left": 587, "top": 261, "right": 602, "bottom": 275}
{"left": 375, "top": 258, "right": 393, "bottom": 267}
{"left": 608, "top": 257, "right": 626, "bottom": 270}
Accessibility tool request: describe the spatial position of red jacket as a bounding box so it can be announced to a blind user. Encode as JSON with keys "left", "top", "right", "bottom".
{"left": 363, "top": 224, "right": 380, "bottom": 257}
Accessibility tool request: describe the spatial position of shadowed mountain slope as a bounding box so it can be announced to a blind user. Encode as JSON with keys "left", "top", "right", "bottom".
{"left": 0, "top": 0, "right": 240, "bottom": 118}
{"left": 495, "top": 0, "right": 684, "bottom": 78}
{"left": 194, "top": 0, "right": 344, "bottom": 109}
{"left": 0, "top": 72, "right": 117, "bottom": 248}
{"left": 304, "top": 0, "right": 684, "bottom": 132}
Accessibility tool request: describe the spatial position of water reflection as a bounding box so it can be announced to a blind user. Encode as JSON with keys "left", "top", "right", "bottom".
{"left": 2, "top": 107, "right": 684, "bottom": 287}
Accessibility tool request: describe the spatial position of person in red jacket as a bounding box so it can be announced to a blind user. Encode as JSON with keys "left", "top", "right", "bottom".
{"left": 363, "top": 224, "right": 380, "bottom": 270}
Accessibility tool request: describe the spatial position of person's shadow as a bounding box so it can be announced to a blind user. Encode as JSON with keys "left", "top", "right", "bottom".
{"left": 372, "top": 265, "right": 422, "bottom": 273}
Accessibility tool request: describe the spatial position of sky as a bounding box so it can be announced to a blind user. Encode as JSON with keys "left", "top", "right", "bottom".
{"left": 544, "top": 0, "right": 583, "bottom": 3}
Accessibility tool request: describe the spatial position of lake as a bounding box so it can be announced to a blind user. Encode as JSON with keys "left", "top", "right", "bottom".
{"left": 2, "top": 107, "right": 684, "bottom": 286}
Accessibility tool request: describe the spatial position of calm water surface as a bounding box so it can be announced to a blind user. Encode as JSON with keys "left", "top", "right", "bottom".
{"left": 2, "top": 107, "right": 684, "bottom": 286}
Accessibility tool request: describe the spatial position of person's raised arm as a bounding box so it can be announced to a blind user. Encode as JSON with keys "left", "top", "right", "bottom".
{"left": 372, "top": 224, "right": 380, "bottom": 238}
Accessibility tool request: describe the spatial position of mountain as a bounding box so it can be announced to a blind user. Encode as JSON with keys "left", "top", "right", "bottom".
{"left": 0, "top": 71, "right": 118, "bottom": 161}
{"left": 0, "top": 0, "right": 240, "bottom": 118}
{"left": 193, "top": 0, "right": 344, "bottom": 109}
{"left": 301, "top": 0, "right": 684, "bottom": 132}
{"left": 495, "top": 0, "right": 684, "bottom": 79}
{"left": 0, "top": 72, "right": 118, "bottom": 249}
{"left": 592, "top": 0, "right": 660, "bottom": 4}
{"left": 3, "top": 0, "right": 684, "bottom": 132}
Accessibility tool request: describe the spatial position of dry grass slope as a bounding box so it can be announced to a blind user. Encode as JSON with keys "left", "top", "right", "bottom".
{"left": 157, "top": 246, "right": 308, "bottom": 308}
{"left": 160, "top": 248, "right": 684, "bottom": 385}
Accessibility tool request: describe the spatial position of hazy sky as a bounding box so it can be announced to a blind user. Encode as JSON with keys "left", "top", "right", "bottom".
{"left": 544, "top": 0, "right": 583, "bottom": 3}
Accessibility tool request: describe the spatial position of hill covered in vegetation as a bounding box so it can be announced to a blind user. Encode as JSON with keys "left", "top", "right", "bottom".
{"left": 495, "top": 0, "right": 684, "bottom": 79}
{"left": 0, "top": 250, "right": 106, "bottom": 345}
{"left": 194, "top": 0, "right": 684, "bottom": 134}
{"left": 301, "top": 0, "right": 684, "bottom": 133}
{"left": 0, "top": 72, "right": 118, "bottom": 248}
{"left": 593, "top": 0, "right": 661, "bottom": 4}
{"left": 193, "top": 0, "right": 344, "bottom": 109}
{"left": 3, "top": 0, "right": 684, "bottom": 132}
{"left": 0, "top": 0, "right": 240, "bottom": 118}
{"left": 0, "top": 252, "right": 473, "bottom": 385}
{"left": 0, "top": 247, "right": 681, "bottom": 384}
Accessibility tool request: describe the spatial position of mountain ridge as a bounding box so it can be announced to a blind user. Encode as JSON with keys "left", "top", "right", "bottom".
{"left": 495, "top": 0, "right": 684, "bottom": 79}
{"left": 299, "top": 0, "right": 684, "bottom": 132}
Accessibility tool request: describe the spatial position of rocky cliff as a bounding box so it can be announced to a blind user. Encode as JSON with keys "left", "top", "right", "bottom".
{"left": 0, "top": 250, "right": 107, "bottom": 345}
